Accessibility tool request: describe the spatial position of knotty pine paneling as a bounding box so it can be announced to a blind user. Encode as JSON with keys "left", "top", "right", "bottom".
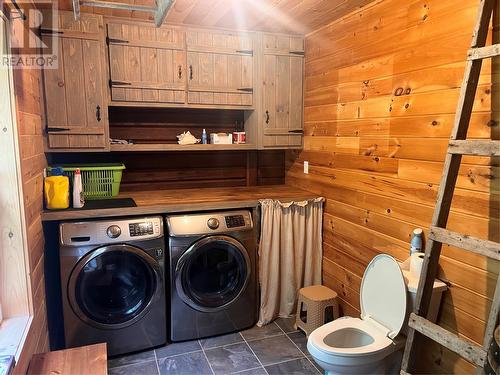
{"left": 48, "top": 150, "right": 285, "bottom": 191}
{"left": 286, "top": 0, "right": 499, "bottom": 373}
{"left": 49, "top": 106, "right": 285, "bottom": 189}
{"left": 11, "top": 4, "right": 49, "bottom": 372}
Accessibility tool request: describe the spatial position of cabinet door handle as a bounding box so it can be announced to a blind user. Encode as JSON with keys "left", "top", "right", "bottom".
{"left": 39, "top": 28, "right": 64, "bottom": 35}
{"left": 288, "top": 129, "right": 303, "bottom": 134}
{"left": 265, "top": 110, "right": 270, "bottom": 124}
{"left": 236, "top": 50, "right": 253, "bottom": 55}
{"left": 178, "top": 65, "right": 182, "bottom": 79}
{"left": 96, "top": 105, "right": 101, "bottom": 122}
{"left": 237, "top": 88, "right": 253, "bottom": 93}
{"left": 289, "top": 51, "right": 305, "bottom": 56}
{"left": 189, "top": 65, "right": 193, "bottom": 80}
{"left": 109, "top": 80, "right": 132, "bottom": 87}
{"left": 46, "top": 127, "right": 70, "bottom": 133}
{"left": 106, "top": 37, "right": 129, "bottom": 45}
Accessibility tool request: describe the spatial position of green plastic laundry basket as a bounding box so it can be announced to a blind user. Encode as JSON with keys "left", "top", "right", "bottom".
{"left": 47, "top": 164, "right": 126, "bottom": 200}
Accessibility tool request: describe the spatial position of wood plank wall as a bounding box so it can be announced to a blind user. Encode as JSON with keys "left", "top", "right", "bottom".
{"left": 48, "top": 150, "right": 285, "bottom": 190}
{"left": 285, "top": 0, "right": 499, "bottom": 373}
{"left": 48, "top": 107, "right": 285, "bottom": 190}
{"left": 109, "top": 107, "right": 245, "bottom": 144}
{"left": 10, "top": 4, "right": 49, "bottom": 373}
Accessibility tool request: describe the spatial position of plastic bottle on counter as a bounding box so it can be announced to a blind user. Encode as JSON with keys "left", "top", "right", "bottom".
{"left": 44, "top": 167, "right": 70, "bottom": 209}
{"left": 202, "top": 128, "right": 208, "bottom": 144}
{"left": 72, "top": 168, "right": 85, "bottom": 209}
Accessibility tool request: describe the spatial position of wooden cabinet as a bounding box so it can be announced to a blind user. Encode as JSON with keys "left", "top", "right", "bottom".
{"left": 186, "top": 30, "right": 254, "bottom": 107}
{"left": 107, "top": 22, "right": 186, "bottom": 104}
{"left": 40, "top": 14, "right": 304, "bottom": 152}
{"left": 42, "top": 12, "right": 109, "bottom": 151}
{"left": 106, "top": 25, "right": 254, "bottom": 109}
{"left": 259, "top": 34, "right": 304, "bottom": 148}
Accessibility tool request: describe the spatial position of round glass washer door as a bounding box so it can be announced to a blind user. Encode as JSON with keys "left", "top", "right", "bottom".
{"left": 68, "top": 244, "right": 161, "bottom": 329}
{"left": 176, "top": 235, "right": 251, "bottom": 312}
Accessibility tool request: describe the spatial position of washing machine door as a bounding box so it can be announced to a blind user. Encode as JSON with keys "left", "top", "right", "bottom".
{"left": 68, "top": 244, "right": 161, "bottom": 329}
{"left": 176, "top": 235, "right": 251, "bottom": 312}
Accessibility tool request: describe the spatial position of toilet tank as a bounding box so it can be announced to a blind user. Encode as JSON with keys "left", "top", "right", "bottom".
{"left": 399, "top": 265, "right": 447, "bottom": 335}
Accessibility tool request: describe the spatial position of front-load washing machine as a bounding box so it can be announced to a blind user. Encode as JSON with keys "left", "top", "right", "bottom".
{"left": 166, "top": 210, "right": 258, "bottom": 341}
{"left": 59, "top": 216, "right": 166, "bottom": 356}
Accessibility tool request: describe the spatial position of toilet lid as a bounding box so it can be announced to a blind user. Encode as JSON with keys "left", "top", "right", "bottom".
{"left": 360, "top": 254, "right": 407, "bottom": 338}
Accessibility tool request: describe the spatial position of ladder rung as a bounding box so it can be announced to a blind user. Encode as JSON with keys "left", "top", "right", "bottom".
{"left": 467, "top": 43, "right": 500, "bottom": 60}
{"left": 448, "top": 140, "right": 500, "bottom": 156}
{"left": 408, "top": 313, "right": 487, "bottom": 367}
{"left": 429, "top": 227, "right": 500, "bottom": 260}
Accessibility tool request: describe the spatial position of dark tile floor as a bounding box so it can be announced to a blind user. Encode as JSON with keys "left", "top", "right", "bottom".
{"left": 108, "top": 317, "right": 322, "bottom": 375}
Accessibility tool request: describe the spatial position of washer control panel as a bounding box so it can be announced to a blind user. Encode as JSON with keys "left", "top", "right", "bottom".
{"left": 60, "top": 216, "right": 163, "bottom": 246}
{"left": 167, "top": 210, "right": 253, "bottom": 237}
{"left": 225, "top": 215, "right": 246, "bottom": 228}
{"left": 129, "top": 221, "right": 155, "bottom": 237}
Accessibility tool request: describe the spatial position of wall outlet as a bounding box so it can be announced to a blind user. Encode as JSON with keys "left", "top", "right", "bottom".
{"left": 304, "top": 161, "right": 309, "bottom": 174}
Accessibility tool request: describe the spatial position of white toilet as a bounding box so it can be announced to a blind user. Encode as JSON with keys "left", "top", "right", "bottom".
{"left": 307, "top": 254, "right": 446, "bottom": 375}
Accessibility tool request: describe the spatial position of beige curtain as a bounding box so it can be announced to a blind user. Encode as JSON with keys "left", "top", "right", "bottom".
{"left": 257, "top": 197, "right": 324, "bottom": 326}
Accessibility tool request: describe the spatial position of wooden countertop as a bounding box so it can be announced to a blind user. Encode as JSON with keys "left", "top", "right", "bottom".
{"left": 41, "top": 185, "right": 316, "bottom": 221}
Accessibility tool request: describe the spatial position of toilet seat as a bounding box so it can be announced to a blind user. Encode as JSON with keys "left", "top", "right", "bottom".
{"left": 360, "top": 254, "right": 407, "bottom": 339}
{"left": 308, "top": 318, "right": 396, "bottom": 358}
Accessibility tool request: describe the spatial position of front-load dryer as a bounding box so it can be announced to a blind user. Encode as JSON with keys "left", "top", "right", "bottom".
{"left": 59, "top": 216, "right": 166, "bottom": 356}
{"left": 166, "top": 210, "right": 258, "bottom": 341}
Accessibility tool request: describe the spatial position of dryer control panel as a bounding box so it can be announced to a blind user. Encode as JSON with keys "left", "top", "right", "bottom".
{"left": 166, "top": 210, "right": 253, "bottom": 237}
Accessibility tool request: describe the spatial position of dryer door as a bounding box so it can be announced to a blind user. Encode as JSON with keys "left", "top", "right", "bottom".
{"left": 68, "top": 244, "right": 161, "bottom": 329}
{"left": 176, "top": 235, "right": 251, "bottom": 312}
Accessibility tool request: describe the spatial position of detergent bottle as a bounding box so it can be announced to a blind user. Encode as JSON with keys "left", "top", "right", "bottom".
{"left": 72, "top": 168, "right": 85, "bottom": 209}
{"left": 44, "top": 167, "right": 70, "bottom": 209}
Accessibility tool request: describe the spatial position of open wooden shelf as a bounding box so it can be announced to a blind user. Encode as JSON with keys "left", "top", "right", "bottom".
{"left": 109, "top": 143, "right": 257, "bottom": 152}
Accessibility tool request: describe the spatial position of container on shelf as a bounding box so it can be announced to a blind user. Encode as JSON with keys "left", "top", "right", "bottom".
{"left": 410, "top": 228, "right": 423, "bottom": 255}
{"left": 46, "top": 164, "right": 126, "bottom": 200}
{"left": 44, "top": 167, "right": 70, "bottom": 209}
{"left": 201, "top": 128, "right": 208, "bottom": 144}
{"left": 72, "top": 168, "right": 85, "bottom": 208}
{"left": 233, "top": 132, "right": 246, "bottom": 144}
{"left": 210, "top": 133, "right": 233, "bottom": 144}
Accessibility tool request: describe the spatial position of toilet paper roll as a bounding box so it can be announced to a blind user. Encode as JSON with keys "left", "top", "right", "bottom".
{"left": 410, "top": 252, "right": 425, "bottom": 277}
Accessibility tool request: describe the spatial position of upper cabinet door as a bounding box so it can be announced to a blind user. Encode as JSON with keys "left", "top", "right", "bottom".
{"left": 261, "top": 34, "right": 304, "bottom": 148}
{"left": 107, "top": 23, "right": 186, "bottom": 104}
{"left": 42, "top": 12, "right": 109, "bottom": 151}
{"left": 186, "top": 30, "right": 254, "bottom": 107}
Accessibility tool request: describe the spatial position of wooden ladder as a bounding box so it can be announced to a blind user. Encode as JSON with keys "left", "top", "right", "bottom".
{"left": 400, "top": 0, "right": 500, "bottom": 374}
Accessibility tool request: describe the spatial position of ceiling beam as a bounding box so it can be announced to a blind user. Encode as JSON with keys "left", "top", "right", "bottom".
{"left": 155, "top": 0, "right": 175, "bottom": 27}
